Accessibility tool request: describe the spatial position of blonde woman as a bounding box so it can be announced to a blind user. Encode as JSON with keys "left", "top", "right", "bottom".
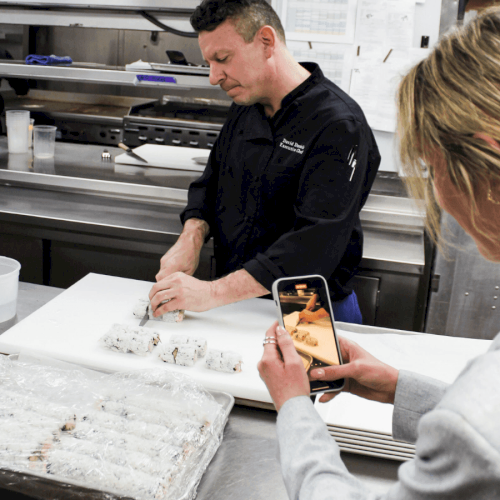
{"left": 258, "top": 8, "right": 500, "bottom": 500}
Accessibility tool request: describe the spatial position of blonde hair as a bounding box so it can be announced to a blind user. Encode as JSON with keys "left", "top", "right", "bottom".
{"left": 397, "top": 7, "right": 500, "bottom": 245}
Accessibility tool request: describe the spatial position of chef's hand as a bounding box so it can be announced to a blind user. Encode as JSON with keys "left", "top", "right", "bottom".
{"left": 156, "top": 219, "right": 209, "bottom": 282}
{"left": 149, "top": 272, "right": 215, "bottom": 314}
{"left": 298, "top": 307, "right": 330, "bottom": 324}
{"left": 258, "top": 322, "right": 310, "bottom": 412}
{"left": 156, "top": 240, "right": 200, "bottom": 281}
{"left": 309, "top": 337, "right": 399, "bottom": 404}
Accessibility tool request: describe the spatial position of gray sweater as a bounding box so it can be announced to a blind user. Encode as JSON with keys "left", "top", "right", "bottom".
{"left": 276, "top": 333, "right": 500, "bottom": 499}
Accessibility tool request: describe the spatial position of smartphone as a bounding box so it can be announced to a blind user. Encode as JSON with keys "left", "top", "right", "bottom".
{"left": 271, "top": 275, "right": 344, "bottom": 394}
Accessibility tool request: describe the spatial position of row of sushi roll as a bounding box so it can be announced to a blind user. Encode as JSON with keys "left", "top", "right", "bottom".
{"left": 0, "top": 355, "right": 228, "bottom": 500}
{"left": 100, "top": 301, "right": 245, "bottom": 374}
{"left": 106, "top": 390, "right": 211, "bottom": 427}
{"left": 93, "top": 402, "right": 210, "bottom": 446}
{"left": 79, "top": 407, "right": 207, "bottom": 450}
{"left": 0, "top": 389, "right": 77, "bottom": 429}
{"left": 157, "top": 334, "right": 243, "bottom": 373}
{"left": 35, "top": 447, "right": 170, "bottom": 500}
{"left": 0, "top": 389, "right": 221, "bottom": 500}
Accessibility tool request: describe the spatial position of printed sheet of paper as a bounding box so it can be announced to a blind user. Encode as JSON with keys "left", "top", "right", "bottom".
{"left": 355, "top": 0, "right": 416, "bottom": 49}
{"left": 349, "top": 47, "right": 428, "bottom": 132}
{"left": 281, "top": 0, "right": 358, "bottom": 44}
{"left": 288, "top": 40, "right": 354, "bottom": 92}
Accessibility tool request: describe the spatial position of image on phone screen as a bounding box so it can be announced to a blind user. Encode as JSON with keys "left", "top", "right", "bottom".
{"left": 274, "top": 276, "right": 343, "bottom": 392}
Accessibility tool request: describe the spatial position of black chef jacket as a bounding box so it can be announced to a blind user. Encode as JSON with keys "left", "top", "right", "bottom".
{"left": 181, "top": 63, "right": 381, "bottom": 301}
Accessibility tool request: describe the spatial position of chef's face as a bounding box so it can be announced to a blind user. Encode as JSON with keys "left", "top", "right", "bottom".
{"left": 431, "top": 152, "right": 500, "bottom": 262}
{"left": 199, "top": 20, "right": 270, "bottom": 106}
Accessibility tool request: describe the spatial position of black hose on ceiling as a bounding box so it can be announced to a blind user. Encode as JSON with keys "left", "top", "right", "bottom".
{"left": 139, "top": 10, "right": 198, "bottom": 38}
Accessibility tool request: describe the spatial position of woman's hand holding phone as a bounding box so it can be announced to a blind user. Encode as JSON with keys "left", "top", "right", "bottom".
{"left": 310, "top": 337, "right": 400, "bottom": 404}
{"left": 259, "top": 323, "right": 400, "bottom": 410}
{"left": 258, "top": 321, "right": 310, "bottom": 412}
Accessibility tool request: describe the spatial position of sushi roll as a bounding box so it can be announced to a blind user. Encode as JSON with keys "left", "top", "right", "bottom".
{"left": 174, "top": 345, "right": 198, "bottom": 367}
{"left": 157, "top": 343, "right": 178, "bottom": 364}
{"left": 221, "top": 351, "right": 243, "bottom": 373}
{"left": 169, "top": 334, "right": 189, "bottom": 345}
{"left": 168, "top": 335, "right": 207, "bottom": 357}
{"left": 205, "top": 349, "right": 222, "bottom": 371}
{"left": 132, "top": 298, "right": 149, "bottom": 318}
{"left": 148, "top": 304, "right": 185, "bottom": 323}
{"left": 188, "top": 337, "right": 207, "bottom": 357}
{"left": 128, "top": 326, "right": 160, "bottom": 346}
{"left": 134, "top": 297, "right": 185, "bottom": 323}
{"left": 294, "top": 330, "right": 309, "bottom": 342}
{"left": 305, "top": 336, "right": 319, "bottom": 346}
{"left": 99, "top": 324, "right": 159, "bottom": 356}
{"left": 157, "top": 343, "right": 198, "bottom": 367}
{"left": 205, "top": 349, "right": 243, "bottom": 373}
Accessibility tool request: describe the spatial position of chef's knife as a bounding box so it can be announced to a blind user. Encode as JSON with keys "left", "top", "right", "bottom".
{"left": 139, "top": 312, "right": 149, "bottom": 327}
{"left": 118, "top": 142, "right": 148, "bottom": 163}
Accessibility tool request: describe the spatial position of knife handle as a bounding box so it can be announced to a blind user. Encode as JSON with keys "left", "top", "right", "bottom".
{"left": 118, "top": 142, "right": 131, "bottom": 153}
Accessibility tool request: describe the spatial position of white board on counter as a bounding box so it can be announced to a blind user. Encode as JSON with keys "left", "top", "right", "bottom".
{"left": 115, "top": 144, "right": 210, "bottom": 172}
{"left": 0, "top": 273, "right": 276, "bottom": 404}
{"left": 0, "top": 273, "right": 492, "bottom": 413}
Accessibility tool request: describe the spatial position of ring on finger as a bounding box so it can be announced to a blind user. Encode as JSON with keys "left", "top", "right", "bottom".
{"left": 264, "top": 336, "right": 276, "bottom": 341}
{"left": 263, "top": 339, "right": 278, "bottom": 345}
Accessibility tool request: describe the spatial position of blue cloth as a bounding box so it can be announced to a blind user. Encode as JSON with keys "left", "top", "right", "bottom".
{"left": 25, "top": 55, "right": 73, "bottom": 66}
{"left": 135, "top": 74, "right": 176, "bottom": 84}
{"left": 331, "top": 290, "right": 362, "bottom": 324}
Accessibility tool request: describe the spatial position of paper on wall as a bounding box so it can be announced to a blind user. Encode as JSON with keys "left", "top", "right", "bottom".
{"left": 355, "top": 0, "right": 417, "bottom": 49}
{"left": 349, "top": 47, "right": 428, "bottom": 132}
{"left": 288, "top": 40, "right": 355, "bottom": 92}
{"left": 281, "top": 0, "right": 358, "bottom": 44}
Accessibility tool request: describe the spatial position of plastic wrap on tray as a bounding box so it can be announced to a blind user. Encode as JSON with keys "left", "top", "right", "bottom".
{"left": 0, "top": 354, "right": 230, "bottom": 500}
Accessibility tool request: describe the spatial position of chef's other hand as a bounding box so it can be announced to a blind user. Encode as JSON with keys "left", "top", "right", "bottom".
{"left": 310, "top": 337, "right": 399, "bottom": 404}
{"left": 156, "top": 219, "right": 209, "bottom": 282}
{"left": 149, "top": 272, "right": 215, "bottom": 314}
{"left": 156, "top": 239, "right": 200, "bottom": 282}
{"left": 258, "top": 322, "right": 310, "bottom": 412}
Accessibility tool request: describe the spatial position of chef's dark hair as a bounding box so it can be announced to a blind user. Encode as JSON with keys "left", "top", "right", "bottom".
{"left": 190, "top": 0, "right": 286, "bottom": 43}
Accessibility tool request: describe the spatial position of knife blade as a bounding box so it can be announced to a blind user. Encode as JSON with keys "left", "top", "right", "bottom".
{"left": 139, "top": 312, "right": 149, "bottom": 327}
{"left": 118, "top": 142, "right": 148, "bottom": 163}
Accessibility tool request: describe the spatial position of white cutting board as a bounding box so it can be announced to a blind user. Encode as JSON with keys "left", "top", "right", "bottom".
{"left": 0, "top": 273, "right": 276, "bottom": 403}
{"left": 314, "top": 329, "right": 492, "bottom": 435}
{"left": 114, "top": 144, "right": 209, "bottom": 171}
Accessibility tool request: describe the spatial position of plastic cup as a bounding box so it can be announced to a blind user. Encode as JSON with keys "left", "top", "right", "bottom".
{"left": 33, "top": 125, "right": 57, "bottom": 158}
{"left": 6, "top": 110, "right": 30, "bottom": 154}
{"left": 0, "top": 256, "right": 21, "bottom": 323}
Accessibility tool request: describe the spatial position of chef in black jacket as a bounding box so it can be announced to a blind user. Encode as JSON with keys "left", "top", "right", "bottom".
{"left": 149, "top": 0, "right": 380, "bottom": 323}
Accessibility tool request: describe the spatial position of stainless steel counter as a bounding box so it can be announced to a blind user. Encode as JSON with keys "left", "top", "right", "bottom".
{"left": 0, "top": 283, "right": 399, "bottom": 499}
{"left": 0, "top": 137, "right": 424, "bottom": 273}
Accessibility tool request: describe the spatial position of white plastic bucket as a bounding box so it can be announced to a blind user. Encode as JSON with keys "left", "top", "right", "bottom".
{"left": 0, "top": 256, "right": 21, "bottom": 323}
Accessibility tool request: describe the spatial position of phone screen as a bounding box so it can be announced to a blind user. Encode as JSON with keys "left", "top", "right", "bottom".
{"left": 274, "top": 276, "right": 344, "bottom": 393}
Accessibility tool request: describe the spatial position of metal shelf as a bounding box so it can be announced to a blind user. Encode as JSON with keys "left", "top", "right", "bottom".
{"left": 0, "top": 62, "right": 212, "bottom": 90}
